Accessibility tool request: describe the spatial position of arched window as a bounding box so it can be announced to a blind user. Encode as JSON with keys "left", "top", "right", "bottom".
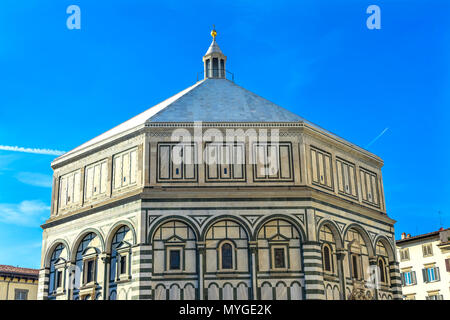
{"left": 206, "top": 220, "right": 248, "bottom": 275}
{"left": 110, "top": 226, "right": 132, "bottom": 285}
{"left": 319, "top": 225, "right": 337, "bottom": 274}
{"left": 322, "top": 244, "right": 333, "bottom": 272}
{"left": 75, "top": 232, "right": 100, "bottom": 290}
{"left": 378, "top": 258, "right": 386, "bottom": 283}
{"left": 153, "top": 220, "right": 197, "bottom": 276}
{"left": 48, "top": 244, "right": 67, "bottom": 295}
{"left": 221, "top": 243, "right": 233, "bottom": 269}
{"left": 345, "top": 228, "right": 368, "bottom": 281}
{"left": 257, "top": 219, "right": 301, "bottom": 273}
{"left": 376, "top": 240, "right": 390, "bottom": 284}
{"left": 351, "top": 254, "right": 359, "bottom": 279}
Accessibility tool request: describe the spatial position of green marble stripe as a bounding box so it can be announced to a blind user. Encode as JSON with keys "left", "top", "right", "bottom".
{"left": 304, "top": 262, "right": 322, "bottom": 268}
{"left": 132, "top": 286, "right": 152, "bottom": 291}
{"left": 303, "top": 255, "right": 322, "bottom": 260}
{"left": 305, "top": 280, "right": 324, "bottom": 285}
{"left": 305, "top": 289, "right": 325, "bottom": 294}
{"left": 303, "top": 248, "right": 322, "bottom": 253}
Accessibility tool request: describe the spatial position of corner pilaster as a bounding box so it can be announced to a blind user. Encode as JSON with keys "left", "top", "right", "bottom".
{"left": 302, "top": 241, "right": 325, "bottom": 299}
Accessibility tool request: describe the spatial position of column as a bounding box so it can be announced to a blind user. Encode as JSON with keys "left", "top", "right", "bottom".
{"left": 197, "top": 242, "right": 205, "bottom": 300}
{"left": 37, "top": 268, "right": 50, "bottom": 300}
{"left": 336, "top": 249, "right": 346, "bottom": 300}
{"left": 302, "top": 241, "right": 325, "bottom": 299}
{"left": 67, "top": 261, "right": 76, "bottom": 300}
{"left": 368, "top": 256, "right": 379, "bottom": 300}
{"left": 388, "top": 261, "right": 403, "bottom": 300}
{"left": 100, "top": 253, "right": 110, "bottom": 300}
{"left": 249, "top": 241, "right": 258, "bottom": 300}
{"left": 130, "top": 244, "right": 153, "bottom": 300}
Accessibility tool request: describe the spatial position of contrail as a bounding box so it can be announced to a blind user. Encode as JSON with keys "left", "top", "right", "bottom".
{"left": 366, "top": 127, "right": 389, "bottom": 148}
{"left": 0, "top": 145, "right": 65, "bottom": 156}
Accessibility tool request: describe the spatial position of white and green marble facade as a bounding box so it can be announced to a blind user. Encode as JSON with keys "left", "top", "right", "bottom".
{"left": 38, "top": 122, "right": 401, "bottom": 300}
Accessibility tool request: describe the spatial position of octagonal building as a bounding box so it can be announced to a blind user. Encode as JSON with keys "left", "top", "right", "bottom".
{"left": 38, "top": 30, "right": 401, "bottom": 300}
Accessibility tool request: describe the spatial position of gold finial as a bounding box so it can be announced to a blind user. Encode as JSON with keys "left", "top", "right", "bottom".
{"left": 211, "top": 25, "right": 217, "bottom": 40}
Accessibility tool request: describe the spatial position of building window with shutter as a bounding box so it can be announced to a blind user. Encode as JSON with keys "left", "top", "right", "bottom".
{"left": 400, "top": 248, "right": 410, "bottom": 261}
{"left": 401, "top": 271, "right": 416, "bottom": 286}
{"left": 423, "top": 266, "right": 440, "bottom": 283}
{"left": 426, "top": 293, "right": 443, "bottom": 300}
{"left": 446, "top": 258, "right": 450, "bottom": 272}
{"left": 14, "top": 289, "right": 28, "bottom": 300}
{"left": 422, "top": 243, "right": 433, "bottom": 257}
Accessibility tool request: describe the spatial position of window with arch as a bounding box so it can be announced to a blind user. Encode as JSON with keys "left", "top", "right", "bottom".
{"left": 153, "top": 220, "right": 197, "bottom": 274}
{"left": 345, "top": 228, "right": 368, "bottom": 281}
{"left": 351, "top": 254, "right": 359, "bottom": 279}
{"left": 75, "top": 232, "right": 102, "bottom": 290}
{"left": 319, "top": 225, "right": 337, "bottom": 274}
{"left": 48, "top": 243, "right": 68, "bottom": 296}
{"left": 205, "top": 220, "right": 248, "bottom": 273}
{"left": 110, "top": 226, "right": 133, "bottom": 285}
{"left": 322, "top": 244, "right": 333, "bottom": 272}
{"left": 378, "top": 258, "right": 386, "bottom": 283}
{"left": 257, "top": 219, "right": 301, "bottom": 272}
{"left": 376, "top": 241, "right": 390, "bottom": 284}
{"left": 220, "top": 242, "right": 233, "bottom": 270}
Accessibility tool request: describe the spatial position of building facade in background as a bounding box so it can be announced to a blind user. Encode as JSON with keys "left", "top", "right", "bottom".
{"left": 38, "top": 30, "right": 401, "bottom": 300}
{"left": 397, "top": 228, "right": 450, "bottom": 300}
{"left": 0, "top": 265, "right": 39, "bottom": 300}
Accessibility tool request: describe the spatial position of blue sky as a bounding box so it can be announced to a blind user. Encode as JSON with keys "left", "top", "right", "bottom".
{"left": 0, "top": 0, "right": 448, "bottom": 268}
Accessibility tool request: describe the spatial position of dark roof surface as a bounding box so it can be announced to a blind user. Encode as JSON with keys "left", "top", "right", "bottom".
{"left": 0, "top": 264, "right": 39, "bottom": 277}
{"left": 396, "top": 228, "right": 449, "bottom": 244}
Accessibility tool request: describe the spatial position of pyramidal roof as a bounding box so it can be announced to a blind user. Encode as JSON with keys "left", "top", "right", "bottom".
{"left": 62, "top": 78, "right": 305, "bottom": 157}
{"left": 149, "top": 78, "right": 304, "bottom": 122}
{"left": 205, "top": 38, "right": 223, "bottom": 55}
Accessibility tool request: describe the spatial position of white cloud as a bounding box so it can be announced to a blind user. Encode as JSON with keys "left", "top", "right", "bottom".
{"left": 0, "top": 145, "right": 65, "bottom": 156}
{"left": 0, "top": 200, "right": 50, "bottom": 227}
{"left": 16, "top": 172, "right": 52, "bottom": 188}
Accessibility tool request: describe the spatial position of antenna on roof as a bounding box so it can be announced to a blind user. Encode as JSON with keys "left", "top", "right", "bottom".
{"left": 438, "top": 210, "right": 443, "bottom": 229}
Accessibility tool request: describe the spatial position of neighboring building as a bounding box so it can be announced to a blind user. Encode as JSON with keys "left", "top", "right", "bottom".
{"left": 396, "top": 227, "right": 450, "bottom": 300}
{"left": 0, "top": 265, "right": 39, "bottom": 300}
{"left": 38, "top": 28, "right": 401, "bottom": 300}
